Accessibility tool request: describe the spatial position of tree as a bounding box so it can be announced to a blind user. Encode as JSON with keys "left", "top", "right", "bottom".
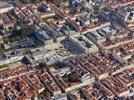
{"left": 20, "top": 0, "right": 43, "bottom": 4}
{"left": 68, "top": 72, "right": 80, "bottom": 82}
{"left": 37, "top": 62, "right": 46, "bottom": 69}
{"left": 20, "top": 0, "right": 29, "bottom": 4}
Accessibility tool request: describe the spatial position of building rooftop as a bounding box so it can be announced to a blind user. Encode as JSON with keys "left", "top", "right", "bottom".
{"left": 71, "top": 35, "right": 99, "bottom": 53}
{"left": 0, "top": 1, "right": 13, "bottom": 9}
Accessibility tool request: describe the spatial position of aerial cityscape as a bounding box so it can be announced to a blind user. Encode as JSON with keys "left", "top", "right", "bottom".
{"left": 0, "top": 0, "right": 134, "bottom": 99}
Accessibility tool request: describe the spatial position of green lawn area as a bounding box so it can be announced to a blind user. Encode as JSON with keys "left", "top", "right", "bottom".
{"left": 3, "top": 26, "right": 35, "bottom": 43}
{"left": 42, "top": 16, "right": 57, "bottom": 22}
{"left": 52, "top": 0, "right": 68, "bottom": 6}
{"left": 0, "top": 65, "right": 9, "bottom": 72}
{"left": 0, "top": 49, "right": 5, "bottom": 55}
